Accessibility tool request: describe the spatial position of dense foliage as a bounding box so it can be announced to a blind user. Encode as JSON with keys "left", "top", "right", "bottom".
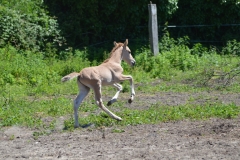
{"left": 1, "top": 0, "right": 240, "bottom": 52}
{"left": 169, "top": 0, "right": 240, "bottom": 46}
{"left": 0, "top": 0, "right": 64, "bottom": 52}
{"left": 41, "top": 0, "right": 178, "bottom": 48}
{"left": 43, "top": 0, "right": 240, "bottom": 48}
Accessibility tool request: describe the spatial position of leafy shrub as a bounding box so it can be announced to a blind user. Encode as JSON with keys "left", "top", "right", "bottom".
{"left": 221, "top": 39, "right": 240, "bottom": 56}
{"left": 135, "top": 51, "right": 172, "bottom": 79}
{"left": 159, "top": 31, "right": 190, "bottom": 52}
{"left": 162, "top": 45, "right": 199, "bottom": 71}
{"left": 134, "top": 32, "right": 198, "bottom": 79}
{"left": 0, "top": 1, "right": 65, "bottom": 52}
{"left": 191, "top": 43, "right": 208, "bottom": 56}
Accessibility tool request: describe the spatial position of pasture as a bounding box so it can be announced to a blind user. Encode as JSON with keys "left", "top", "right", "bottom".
{"left": 0, "top": 40, "right": 240, "bottom": 159}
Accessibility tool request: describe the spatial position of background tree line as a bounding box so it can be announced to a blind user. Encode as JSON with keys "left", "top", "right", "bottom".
{"left": 0, "top": 0, "right": 240, "bottom": 53}
{"left": 169, "top": 0, "right": 240, "bottom": 46}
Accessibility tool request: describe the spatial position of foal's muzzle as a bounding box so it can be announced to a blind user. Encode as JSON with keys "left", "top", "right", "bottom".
{"left": 131, "top": 60, "right": 136, "bottom": 67}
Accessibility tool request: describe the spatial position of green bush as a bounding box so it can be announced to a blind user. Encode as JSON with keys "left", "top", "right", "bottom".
{"left": 0, "top": 0, "right": 65, "bottom": 52}
{"left": 135, "top": 51, "right": 172, "bottom": 79}
{"left": 162, "top": 45, "right": 199, "bottom": 71}
{"left": 191, "top": 43, "right": 208, "bottom": 56}
{"left": 134, "top": 33, "right": 199, "bottom": 80}
{"left": 221, "top": 39, "right": 240, "bottom": 56}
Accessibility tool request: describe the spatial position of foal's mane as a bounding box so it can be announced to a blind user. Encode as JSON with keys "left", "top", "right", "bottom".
{"left": 103, "top": 42, "right": 124, "bottom": 63}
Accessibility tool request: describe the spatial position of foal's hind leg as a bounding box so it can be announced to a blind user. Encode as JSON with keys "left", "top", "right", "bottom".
{"left": 93, "top": 81, "right": 122, "bottom": 121}
{"left": 74, "top": 82, "right": 90, "bottom": 128}
{"left": 107, "top": 83, "right": 122, "bottom": 106}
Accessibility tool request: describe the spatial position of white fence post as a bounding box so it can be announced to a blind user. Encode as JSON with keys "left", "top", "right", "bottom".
{"left": 148, "top": 3, "right": 159, "bottom": 56}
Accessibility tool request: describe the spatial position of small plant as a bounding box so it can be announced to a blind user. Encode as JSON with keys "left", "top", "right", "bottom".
{"left": 32, "top": 131, "right": 48, "bottom": 140}
{"left": 9, "top": 134, "right": 15, "bottom": 140}
{"left": 63, "top": 119, "right": 75, "bottom": 131}
{"left": 112, "top": 128, "right": 125, "bottom": 133}
{"left": 191, "top": 43, "right": 208, "bottom": 56}
{"left": 221, "top": 40, "right": 240, "bottom": 56}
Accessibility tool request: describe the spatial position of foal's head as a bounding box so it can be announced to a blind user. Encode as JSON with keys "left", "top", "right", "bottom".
{"left": 114, "top": 39, "right": 136, "bottom": 67}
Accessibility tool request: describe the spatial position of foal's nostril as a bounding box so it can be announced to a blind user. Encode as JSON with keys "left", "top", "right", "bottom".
{"left": 132, "top": 61, "right": 136, "bottom": 66}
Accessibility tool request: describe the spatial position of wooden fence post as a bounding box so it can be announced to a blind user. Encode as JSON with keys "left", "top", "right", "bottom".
{"left": 148, "top": 3, "right": 159, "bottom": 56}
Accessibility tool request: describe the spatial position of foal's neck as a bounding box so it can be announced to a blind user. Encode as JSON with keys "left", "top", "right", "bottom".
{"left": 108, "top": 47, "right": 122, "bottom": 64}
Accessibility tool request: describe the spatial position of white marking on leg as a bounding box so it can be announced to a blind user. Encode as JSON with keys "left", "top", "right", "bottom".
{"left": 112, "top": 83, "right": 122, "bottom": 99}
{"left": 107, "top": 83, "right": 122, "bottom": 106}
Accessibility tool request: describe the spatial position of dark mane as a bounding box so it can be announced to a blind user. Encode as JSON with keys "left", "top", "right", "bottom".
{"left": 103, "top": 43, "right": 124, "bottom": 63}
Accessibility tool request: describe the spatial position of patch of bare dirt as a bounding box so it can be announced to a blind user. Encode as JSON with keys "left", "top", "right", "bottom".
{"left": 113, "top": 91, "right": 240, "bottom": 111}
{"left": 0, "top": 118, "right": 240, "bottom": 159}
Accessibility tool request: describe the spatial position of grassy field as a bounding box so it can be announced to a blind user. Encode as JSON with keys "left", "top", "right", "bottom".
{"left": 1, "top": 41, "right": 240, "bottom": 135}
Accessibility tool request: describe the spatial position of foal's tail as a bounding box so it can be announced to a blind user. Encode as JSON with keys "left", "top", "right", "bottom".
{"left": 61, "top": 72, "right": 80, "bottom": 82}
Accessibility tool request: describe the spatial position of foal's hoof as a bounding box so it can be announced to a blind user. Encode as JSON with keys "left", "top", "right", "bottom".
{"left": 74, "top": 125, "right": 80, "bottom": 128}
{"left": 128, "top": 99, "right": 133, "bottom": 104}
{"left": 107, "top": 101, "right": 112, "bottom": 106}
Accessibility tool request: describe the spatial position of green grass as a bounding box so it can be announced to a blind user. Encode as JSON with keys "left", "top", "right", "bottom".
{"left": 62, "top": 103, "right": 240, "bottom": 130}
{"left": 0, "top": 96, "right": 72, "bottom": 127}
{"left": 1, "top": 90, "right": 240, "bottom": 131}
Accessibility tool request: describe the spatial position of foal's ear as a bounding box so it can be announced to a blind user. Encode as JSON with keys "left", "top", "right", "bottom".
{"left": 113, "top": 41, "right": 117, "bottom": 46}
{"left": 124, "top": 39, "right": 128, "bottom": 47}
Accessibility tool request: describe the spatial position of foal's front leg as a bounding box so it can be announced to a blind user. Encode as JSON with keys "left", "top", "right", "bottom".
{"left": 107, "top": 83, "right": 122, "bottom": 106}
{"left": 118, "top": 75, "right": 135, "bottom": 104}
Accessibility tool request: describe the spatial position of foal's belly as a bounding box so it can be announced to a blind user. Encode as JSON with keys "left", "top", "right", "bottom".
{"left": 101, "top": 78, "right": 115, "bottom": 86}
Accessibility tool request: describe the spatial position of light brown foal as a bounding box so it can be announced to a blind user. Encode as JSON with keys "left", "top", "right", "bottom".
{"left": 61, "top": 39, "right": 136, "bottom": 127}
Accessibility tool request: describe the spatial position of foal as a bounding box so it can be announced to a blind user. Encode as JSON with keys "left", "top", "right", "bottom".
{"left": 61, "top": 39, "right": 136, "bottom": 127}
